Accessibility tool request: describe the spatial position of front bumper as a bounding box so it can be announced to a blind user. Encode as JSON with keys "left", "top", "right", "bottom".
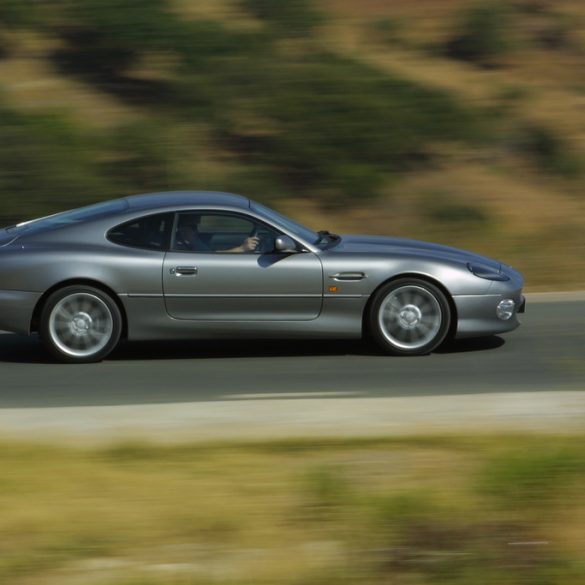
{"left": 0, "top": 290, "right": 42, "bottom": 335}
{"left": 453, "top": 292, "right": 524, "bottom": 339}
{"left": 518, "top": 295, "right": 526, "bottom": 313}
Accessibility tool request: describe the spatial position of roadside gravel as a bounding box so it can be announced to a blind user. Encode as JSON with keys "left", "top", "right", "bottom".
{"left": 0, "top": 390, "right": 583, "bottom": 444}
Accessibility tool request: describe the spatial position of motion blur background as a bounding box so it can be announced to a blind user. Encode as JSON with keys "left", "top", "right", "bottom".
{"left": 0, "top": 0, "right": 583, "bottom": 289}
{"left": 0, "top": 3, "right": 584, "bottom": 584}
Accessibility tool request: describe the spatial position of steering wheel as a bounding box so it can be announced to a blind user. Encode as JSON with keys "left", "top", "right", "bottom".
{"left": 248, "top": 226, "right": 271, "bottom": 254}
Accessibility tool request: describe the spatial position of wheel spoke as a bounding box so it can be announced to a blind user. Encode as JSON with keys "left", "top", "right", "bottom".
{"left": 418, "top": 322, "right": 431, "bottom": 335}
{"left": 48, "top": 292, "right": 114, "bottom": 358}
{"left": 377, "top": 285, "right": 443, "bottom": 351}
{"left": 386, "top": 300, "right": 402, "bottom": 313}
{"left": 56, "top": 308, "right": 74, "bottom": 321}
{"left": 89, "top": 329, "right": 105, "bottom": 342}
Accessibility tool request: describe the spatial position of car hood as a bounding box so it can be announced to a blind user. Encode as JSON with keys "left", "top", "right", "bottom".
{"left": 335, "top": 235, "right": 502, "bottom": 271}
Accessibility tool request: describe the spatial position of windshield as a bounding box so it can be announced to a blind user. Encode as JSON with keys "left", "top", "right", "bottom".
{"left": 6, "top": 199, "right": 128, "bottom": 233}
{"left": 250, "top": 202, "right": 319, "bottom": 245}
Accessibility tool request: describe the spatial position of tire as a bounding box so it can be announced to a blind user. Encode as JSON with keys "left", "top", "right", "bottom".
{"left": 368, "top": 278, "right": 451, "bottom": 356}
{"left": 40, "top": 285, "right": 122, "bottom": 363}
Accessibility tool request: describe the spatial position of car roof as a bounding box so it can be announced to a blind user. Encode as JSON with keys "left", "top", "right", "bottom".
{"left": 124, "top": 191, "right": 251, "bottom": 212}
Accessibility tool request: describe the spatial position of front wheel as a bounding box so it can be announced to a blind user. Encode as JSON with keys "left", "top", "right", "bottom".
{"left": 40, "top": 285, "right": 122, "bottom": 363}
{"left": 368, "top": 279, "right": 451, "bottom": 356}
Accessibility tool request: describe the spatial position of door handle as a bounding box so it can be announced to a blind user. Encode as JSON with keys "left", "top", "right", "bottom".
{"left": 172, "top": 266, "right": 198, "bottom": 276}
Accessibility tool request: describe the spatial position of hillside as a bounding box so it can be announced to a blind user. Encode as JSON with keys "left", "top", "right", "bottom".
{"left": 0, "top": 0, "right": 583, "bottom": 289}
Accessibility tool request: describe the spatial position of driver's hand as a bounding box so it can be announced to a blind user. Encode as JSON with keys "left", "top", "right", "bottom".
{"left": 241, "top": 236, "right": 259, "bottom": 252}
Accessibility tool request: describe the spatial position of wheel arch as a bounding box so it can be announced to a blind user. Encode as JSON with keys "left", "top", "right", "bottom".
{"left": 30, "top": 279, "right": 128, "bottom": 339}
{"left": 361, "top": 272, "right": 458, "bottom": 340}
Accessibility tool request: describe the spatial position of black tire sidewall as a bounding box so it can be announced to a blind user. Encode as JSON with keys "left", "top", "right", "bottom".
{"left": 368, "top": 278, "right": 451, "bottom": 356}
{"left": 40, "top": 285, "right": 122, "bottom": 363}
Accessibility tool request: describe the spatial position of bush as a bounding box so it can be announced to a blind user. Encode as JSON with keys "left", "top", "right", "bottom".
{"left": 51, "top": 1, "right": 268, "bottom": 108}
{"left": 446, "top": 1, "right": 515, "bottom": 66}
{"left": 173, "top": 50, "right": 483, "bottom": 201}
{"left": 50, "top": 0, "right": 182, "bottom": 80}
{"left": 222, "top": 54, "right": 481, "bottom": 199}
{"left": 103, "top": 122, "right": 182, "bottom": 194}
{"left": 513, "top": 0, "right": 553, "bottom": 15}
{"left": 101, "top": 120, "right": 221, "bottom": 195}
{"left": 478, "top": 446, "right": 585, "bottom": 508}
{"left": 427, "top": 202, "right": 490, "bottom": 228}
{"left": 365, "top": 17, "right": 406, "bottom": 47}
{"left": 0, "top": 107, "right": 111, "bottom": 222}
{"left": 533, "top": 14, "right": 575, "bottom": 50}
{"left": 520, "top": 126, "right": 582, "bottom": 177}
{"left": 0, "top": 1, "right": 491, "bottom": 212}
{"left": 0, "top": 0, "right": 42, "bottom": 28}
{"left": 240, "top": 0, "right": 322, "bottom": 37}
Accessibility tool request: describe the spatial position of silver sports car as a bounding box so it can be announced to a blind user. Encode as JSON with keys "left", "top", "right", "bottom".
{"left": 0, "top": 191, "right": 524, "bottom": 362}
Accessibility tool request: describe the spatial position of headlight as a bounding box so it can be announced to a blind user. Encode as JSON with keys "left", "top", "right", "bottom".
{"left": 497, "top": 299, "right": 516, "bottom": 320}
{"left": 467, "top": 263, "right": 510, "bottom": 281}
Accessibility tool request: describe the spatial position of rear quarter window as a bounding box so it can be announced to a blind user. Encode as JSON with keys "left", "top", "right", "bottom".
{"left": 108, "top": 213, "right": 173, "bottom": 251}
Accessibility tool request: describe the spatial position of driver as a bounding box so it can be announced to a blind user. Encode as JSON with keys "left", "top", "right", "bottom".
{"left": 175, "top": 215, "right": 259, "bottom": 253}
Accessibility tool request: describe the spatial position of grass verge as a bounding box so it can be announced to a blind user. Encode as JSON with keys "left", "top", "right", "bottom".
{"left": 0, "top": 434, "right": 583, "bottom": 584}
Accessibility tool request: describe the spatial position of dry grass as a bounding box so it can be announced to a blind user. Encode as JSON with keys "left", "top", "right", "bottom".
{"left": 0, "top": 1, "right": 584, "bottom": 289}
{"left": 0, "top": 435, "right": 583, "bottom": 584}
{"left": 294, "top": 0, "right": 585, "bottom": 289}
{"left": 0, "top": 33, "right": 141, "bottom": 129}
{"left": 277, "top": 157, "right": 585, "bottom": 290}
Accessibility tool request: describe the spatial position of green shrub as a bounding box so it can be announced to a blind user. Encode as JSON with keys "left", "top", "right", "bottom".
{"left": 520, "top": 126, "right": 582, "bottom": 177}
{"left": 370, "top": 491, "right": 443, "bottom": 533}
{"left": 256, "top": 56, "right": 480, "bottom": 198}
{"left": 533, "top": 14, "right": 575, "bottom": 50}
{"left": 173, "top": 50, "right": 484, "bottom": 201}
{"left": 0, "top": 107, "right": 111, "bottom": 222}
{"left": 428, "top": 202, "right": 491, "bottom": 228}
{"left": 0, "top": 1, "right": 491, "bottom": 213}
{"left": 103, "top": 121, "right": 189, "bottom": 194}
{"left": 50, "top": 0, "right": 184, "bottom": 81}
{"left": 446, "top": 1, "right": 515, "bottom": 66}
{"left": 513, "top": 0, "right": 552, "bottom": 15}
{"left": 240, "top": 0, "right": 322, "bottom": 37}
{"left": 365, "top": 17, "right": 406, "bottom": 47}
{"left": 51, "top": 0, "right": 268, "bottom": 111}
{"left": 304, "top": 465, "right": 350, "bottom": 518}
{"left": 478, "top": 446, "right": 585, "bottom": 508}
{"left": 0, "top": 0, "right": 42, "bottom": 28}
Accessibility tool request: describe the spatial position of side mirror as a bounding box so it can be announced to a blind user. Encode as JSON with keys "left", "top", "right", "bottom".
{"left": 274, "top": 235, "right": 298, "bottom": 253}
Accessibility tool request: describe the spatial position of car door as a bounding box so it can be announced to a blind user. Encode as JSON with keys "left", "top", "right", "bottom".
{"left": 162, "top": 211, "right": 323, "bottom": 320}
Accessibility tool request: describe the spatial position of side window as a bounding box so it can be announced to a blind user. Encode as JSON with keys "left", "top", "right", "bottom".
{"left": 108, "top": 213, "right": 173, "bottom": 251}
{"left": 172, "top": 212, "right": 279, "bottom": 254}
{"left": 198, "top": 215, "right": 252, "bottom": 235}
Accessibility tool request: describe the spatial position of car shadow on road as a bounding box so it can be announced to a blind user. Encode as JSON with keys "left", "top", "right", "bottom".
{"left": 110, "top": 336, "right": 506, "bottom": 360}
{"left": 0, "top": 333, "right": 505, "bottom": 364}
{"left": 0, "top": 334, "right": 56, "bottom": 364}
{"left": 436, "top": 336, "right": 505, "bottom": 354}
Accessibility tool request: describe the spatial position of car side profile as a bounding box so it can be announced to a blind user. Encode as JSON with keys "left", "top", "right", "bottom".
{"left": 0, "top": 191, "right": 524, "bottom": 363}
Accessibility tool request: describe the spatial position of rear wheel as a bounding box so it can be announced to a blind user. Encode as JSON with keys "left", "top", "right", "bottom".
{"left": 368, "top": 278, "right": 451, "bottom": 356}
{"left": 40, "top": 285, "right": 122, "bottom": 363}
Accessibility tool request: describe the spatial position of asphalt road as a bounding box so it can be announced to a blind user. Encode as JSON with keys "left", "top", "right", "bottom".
{"left": 0, "top": 299, "right": 583, "bottom": 410}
